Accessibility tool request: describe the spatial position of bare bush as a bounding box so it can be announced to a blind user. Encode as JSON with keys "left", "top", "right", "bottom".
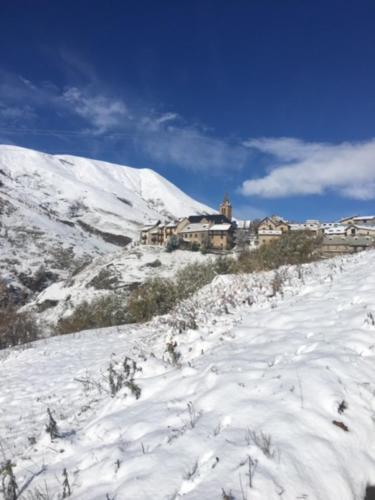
{"left": 221, "top": 489, "right": 235, "bottom": 500}
{"left": 245, "top": 429, "right": 276, "bottom": 459}
{"left": 1, "top": 460, "right": 18, "bottom": 500}
{"left": 108, "top": 357, "right": 142, "bottom": 399}
{"left": 165, "top": 341, "right": 181, "bottom": 366}
{"left": 0, "top": 307, "right": 40, "bottom": 349}
{"left": 45, "top": 408, "right": 59, "bottom": 441}
{"left": 270, "top": 270, "right": 286, "bottom": 297}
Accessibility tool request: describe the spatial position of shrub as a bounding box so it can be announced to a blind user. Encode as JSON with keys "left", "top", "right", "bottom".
{"left": 0, "top": 307, "right": 40, "bottom": 349}
{"left": 18, "top": 265, "right": 58, "bottom": 293}
{"left": 57, "top": 293, "right": 128, "bottom": 335}
{"left": 175, "top": 261, "right": 217, "bottom": 300}
{"left": 127, "top": 277, "right": 177, "bottom": 323}
{"left": 166, "top": 235, "right": 182, "bottom": 253}
{"left": 126, "top": 261, "right": 222, "bottom": 324}
{"left": 191, "top": 242, "right": 200, "bottom": 252}
{"left": 87, "top": 267, "right": 119, "bottom": 290}
{"left": 214, "top": 256, "right": 236, "bottom": 275}
{"left": 235, "top": 232, "right": 321, "bottom": 273}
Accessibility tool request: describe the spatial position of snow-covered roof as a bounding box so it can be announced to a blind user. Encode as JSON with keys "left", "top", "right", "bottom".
{"left": 180, "top": 223, "right": 210, "bottom": 233}
{"left": 289, "top": 223, "right": 319, "bottom": 231}
{"left": 165, "top": 221, "right": 178, "bottom": 228}
{"left": 321, "top": 222, "right": 339, "bottom": 228}
{"left": 353, "top": 215, "right": 375, "bottom": 221}
{"left": 340, "top": 215, "right": 375, "bottom": 223}
{"left": 351, "top": 224, "right": 375, "bottom": 231}
{"left": 209, "top": 223, "right": 232, "bottom": 231}
{"left": 324, "top": 226, "right": 346, "bottom": 235}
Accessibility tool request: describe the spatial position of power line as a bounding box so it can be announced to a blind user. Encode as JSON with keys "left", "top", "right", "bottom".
{"left": 0, "top": 126, "right": 143, "bottom": 138}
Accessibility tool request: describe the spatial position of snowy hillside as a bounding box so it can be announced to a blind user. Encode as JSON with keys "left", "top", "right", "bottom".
{"left": 29, "top": 246, "right": 212, "bottom": 327}
{"left": 0, "top": 145, "right": 212, "bottom": 295}
{"left": 1, "top": 251, "right": 375, "bottom": 499}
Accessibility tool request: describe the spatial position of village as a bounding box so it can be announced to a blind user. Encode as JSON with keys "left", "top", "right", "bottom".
{"left": 140, "top": 195, "right": 375, "bottom": 256}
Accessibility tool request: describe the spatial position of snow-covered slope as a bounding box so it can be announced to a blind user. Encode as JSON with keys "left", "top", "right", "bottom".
{"left": 30, "top": 246, "right": 212, "bottom": 326}
{"left": 1, "top": 251, "right": 375, "bottom": 499}
{"left": 0, "top": 145, "right": 212, "bottom": 295}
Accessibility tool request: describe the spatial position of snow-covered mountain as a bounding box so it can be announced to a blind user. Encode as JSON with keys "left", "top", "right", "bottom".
{"left": 1, "top": 251, "right": 375, "bottom": 499}
{"left": 0, "top": 145, "right": 212, "bottom": 296}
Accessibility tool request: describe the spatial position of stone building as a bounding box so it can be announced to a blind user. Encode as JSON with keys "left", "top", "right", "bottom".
{"left": 140, "top": 195, "right": 235, "bottom": 251}
{"left": 257, "top": 216, "right": 289, "bottom": 245}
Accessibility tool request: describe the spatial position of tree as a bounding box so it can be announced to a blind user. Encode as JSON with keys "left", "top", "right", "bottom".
{"left": 166, "top": 235, "right": 182, "bottom": 252}
{"left": 250, "top": 219, "right": 261, "bottom": 234}
{"left": 235, "top": 230, "right": 249, "bottom": 252}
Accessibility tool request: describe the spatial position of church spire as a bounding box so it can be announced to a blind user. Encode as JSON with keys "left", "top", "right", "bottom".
{"left": 219, "top": 193, "right": 232, "bottom": 221}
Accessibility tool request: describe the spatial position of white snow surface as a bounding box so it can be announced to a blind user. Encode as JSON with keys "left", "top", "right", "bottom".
{"left": 1, "top": 251, "right": 375, "bottom": 499}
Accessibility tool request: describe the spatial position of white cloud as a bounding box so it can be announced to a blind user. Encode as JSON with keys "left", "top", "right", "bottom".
{"left": 140, "top": 125, "right": 248, "bottom": 171}
{"left": 62, "top": 87, "right": 129, "bottom": 133}
{"left": 241, "top": 137, "right": 375, "bottom": 199}
{"left": 154, "top": 112, "right": 179, "bottom": 125}
{"left": 0, "top": 68, "right": 249, "bottom": 172}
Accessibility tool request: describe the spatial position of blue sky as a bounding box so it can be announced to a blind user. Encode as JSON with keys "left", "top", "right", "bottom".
{"left": 1, "top": 0, "right": 375, "bottom": 221}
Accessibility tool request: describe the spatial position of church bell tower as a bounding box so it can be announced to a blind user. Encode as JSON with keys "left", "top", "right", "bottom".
{"left": 219, "top": 193, "right": 232, "bottom": 221}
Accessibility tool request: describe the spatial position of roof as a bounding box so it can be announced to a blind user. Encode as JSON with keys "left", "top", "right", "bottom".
{"left": 339, "top": 215, "right": 375, "bottom": 223}
{"left": 188, "top": 214, "right": 230, "bottom": 224}
{"left": 324, "top": 226, "right": 346, "bottom": 235}
{"left": 289, "top": 223, "right": 319, "bottom": 231}
{"left": 180, "top": 223, "right": 211, "bottom": 233}
{"left": 353, "top": 215, "right": 375, "bottom": 221}
{"left": 339, "top": 215, "right": 359, "bottom": 222}
{"left": 140, "top": 219, "right": 161, "bottom": 231}
{"left": 271, "top": 215, "right": 288, "bottom": 224}
{"left": 209, "top": 223, "right": 232, "bottom": 231}
{"left": 350, "top": 224, "right": 375, "bottom": 231}
{"left": 259, "top": 216, "right": 288, "bottom": 227}
{"left": 165, "top": 221, "right": 178, "bottom": 227}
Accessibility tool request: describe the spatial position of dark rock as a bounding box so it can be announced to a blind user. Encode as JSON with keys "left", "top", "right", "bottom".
{"left": 77, "top": 220, "right": 131, "bottom": 247}
{"left": 365, "top": 485, "right": 375, "bottom": 500}
{"left": 37, "top": 299, "right": 59, "bottom": 312}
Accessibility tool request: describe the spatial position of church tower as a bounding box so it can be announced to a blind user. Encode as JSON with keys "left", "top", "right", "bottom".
{"left": 219, "top": 193, "right": 232, "bottom": 221}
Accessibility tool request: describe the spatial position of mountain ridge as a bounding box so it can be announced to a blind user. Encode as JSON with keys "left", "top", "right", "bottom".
{"left": 0, "top": 144, "right": 213, "bottom": 296}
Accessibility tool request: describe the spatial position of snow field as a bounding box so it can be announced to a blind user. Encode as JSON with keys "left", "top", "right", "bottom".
{"left": 1, "top": 251, "right": 375, "bottom": 499}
